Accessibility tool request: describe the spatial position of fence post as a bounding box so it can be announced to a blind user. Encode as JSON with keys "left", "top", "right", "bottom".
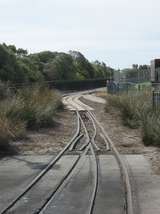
{"left": 152, "top": 90, "right": 155, "bottom": 108}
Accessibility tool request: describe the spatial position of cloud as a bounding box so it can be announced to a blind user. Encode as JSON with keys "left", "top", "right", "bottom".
{"left": 0, "top": 0, "right": 160, "bottom": 68}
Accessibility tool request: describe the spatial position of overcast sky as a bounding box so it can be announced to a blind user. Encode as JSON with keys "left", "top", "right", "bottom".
{"left": 0, "top": 0, "right": 160, "bottom": 68}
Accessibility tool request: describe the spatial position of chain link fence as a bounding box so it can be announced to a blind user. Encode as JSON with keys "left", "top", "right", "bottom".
{"left": 107, "top": 80, "right": 160, "bottom": 109}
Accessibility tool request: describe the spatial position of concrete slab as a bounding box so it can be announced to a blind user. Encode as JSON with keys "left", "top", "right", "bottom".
{"left": 125, "top": 155, "right": 160, "bottom": 214}
{"left": 44, "top": 155, "right": 95, "bottom": 214}
{"left": 93, "top": 156, "right": 124, "bottom": 214}
{"left": 0, "top": 155, "right": 160, "bottom": 214}
{"left": 0, "top": 155, "right": 52, "bottom": 210}
{"left": 3, "top": 156, "right": 78, "bottom": 214}
{"left": 44, "top": 155, "right": 124, "bottom": 214}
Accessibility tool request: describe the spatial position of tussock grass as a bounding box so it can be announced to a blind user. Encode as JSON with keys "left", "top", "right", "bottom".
{"left": 0, "top": 101, "right": 26, "bottom": 151}
{"left": 0, "top": 85, "right": 62, "bottom": 152}
{"left": 14, "top": 86, "right": 62, "bottom": 129}
{"left": 106, "top": 90, "right": 160, "bottom": 146}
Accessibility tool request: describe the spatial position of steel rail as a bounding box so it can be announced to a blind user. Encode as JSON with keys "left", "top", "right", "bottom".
{"left": 86, "top": 112, "right": 99, "bottom": 214}
{"left": 89, "top": 111, "right": 134, "bottom": 214}
{"left": 63, "top": 94, "right": 133, "bottom": 214}
{"left": 69, "top": 133, "right": 84, "bottom": 151}
{"left": 87, "top": 144, "right": 99, "bottom": 214}
{"left": 1, "top": 111, "right": 81, "bottom": 214}
{"left": 100, "top": 133, "right": 111, "bottom": 151}
{"left": 35, "top": 155, "right": 81, "bottom": 214}
{"left": 74, "top": 111, "right": 98, "bottom": 214}
{"left": 72, "top": 95, "right": 133, "bottom": 214}
{"left": 37, "top": 143, "right": 91, "bottom": 214}
{"left": 79, "top": 112, "right": 90, "bottom": 151}
{"left": 87, "top": 112, "right": 100, "bottom": 151}
{"left": 72, "top": 95, "right": 99, "bottom": 151}
{"left": 37, "top": 109, "right": 98, "bottom": 214}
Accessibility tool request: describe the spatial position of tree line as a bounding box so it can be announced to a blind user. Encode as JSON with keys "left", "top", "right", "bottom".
{"left": 0, "top": 43, "right": 114, "bottom": 85}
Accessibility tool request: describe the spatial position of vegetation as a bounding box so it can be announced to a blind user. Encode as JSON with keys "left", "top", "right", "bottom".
{"left": 0, "top": 43, "right": 114, "bottom": 86}
{"left": 106, "top": 90, "right": 160, "bottom": 147}
{"left": 0, "top": 85, "right": 62, "bottom": 152}
{"left": 0, "top": 42, "right": 115, "bottom": 153}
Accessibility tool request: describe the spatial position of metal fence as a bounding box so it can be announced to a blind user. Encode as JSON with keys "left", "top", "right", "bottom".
{"left": 106, "top": 81, "right": 150, "bottom": 94}
{"left": 107, "top": 80, "right": 160, "bottom": 109}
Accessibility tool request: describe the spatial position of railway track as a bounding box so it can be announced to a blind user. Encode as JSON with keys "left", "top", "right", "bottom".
{"left": 1, "top": 111, "right": 100, "bottom": 214}
{"left": 1, "top": 92, "right": 134, "bottom": 214}
{"left": 68, "top": 94, "right": 134, "bottom": 214}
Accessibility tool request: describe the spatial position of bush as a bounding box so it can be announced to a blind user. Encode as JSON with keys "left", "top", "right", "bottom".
{"left": 0, "top": 81, "right": 12, "bottom": 100}
{"left": 9, "top": 85, "right": 62, "bottom": 129}
{"left": 106, "top": 90, "right": 160, "bottom": 146}
{"left": 0, "top": 85, "right": 62, "bottom": 151}
{"left": 106, "top": 91, "right": 151, "bottom": 128}
{"left": 0, "top": 101, "right": 26, "bottom": 151}
{"left": 142, "top": 111, "right": 160, "bottom": 146}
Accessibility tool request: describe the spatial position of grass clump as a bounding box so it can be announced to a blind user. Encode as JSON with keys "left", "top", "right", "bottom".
{"left": 0, "top": 100, "right": 26, "bottom": 151}
{"left": 106, "top": 91, "right": 151, "bottom": 128}
{"left": 142, "top": 111, "right": 160, "bottom": 146}
{"left": 14, "top": 86, "right": 62, "bottom": 129}
{"left": 0, "top": 85, "right": 62, "bottom": 152}
{"left": 106, "top": 90, "right": 160, "bottom": 146}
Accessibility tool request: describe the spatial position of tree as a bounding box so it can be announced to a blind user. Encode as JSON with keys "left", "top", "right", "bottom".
{"left": 139, "top": 65, "right": 148, "bottom": 70}
{"left": 17, "top": 48, "right": 28, "bottom": 57}
{"left": 69, "top": 51, "right": 95, "bottom": 79}
{"left": 8, "top": 45, "right": 17, "bottom": 54}
{"left": 0, "top": 43, "right": 115, "bottom": 84}
{"left": 36, "top": 51, "right": 57, "bottom": 63}
{"left": 132, "top": 64, "right": 138, "bottom": 69}
{"left": 43, "top": 53, "right": 77, "bottom": 80}
{"left": 0, "top": 44, "right": 17, "bottom": 82}
{"left": 92, "top": 60, "right": 113, "bottom": 78}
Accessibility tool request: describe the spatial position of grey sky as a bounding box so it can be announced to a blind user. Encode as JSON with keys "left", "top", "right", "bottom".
{"left": 0, "top": 0, "right": 160, "bottom": 68}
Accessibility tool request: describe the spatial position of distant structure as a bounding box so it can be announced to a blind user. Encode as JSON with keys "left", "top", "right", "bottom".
{"left": 113, "top": 70, "right": 120, "bottom": 83}
{"left": 150, "top": 59, "right": 160, "bottom": 82}
{"left": 150, "top": 59, "right": 160, "bottom": 107}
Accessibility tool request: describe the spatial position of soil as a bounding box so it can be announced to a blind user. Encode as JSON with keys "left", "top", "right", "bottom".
{"left": 12, "top": 110, "right": 76, "bottom": 155}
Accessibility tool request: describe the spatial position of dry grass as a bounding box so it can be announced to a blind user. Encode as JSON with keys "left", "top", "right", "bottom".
{"left": 0, "top": 85, "right": 62, "bottom": 152}
{"left": 0, "top": 101, "right": 26, "bottom": 151}
{"left": 95, "top": 91, "right": 106, "bottom": 97}
{"left": 14, "top": 86, "right": 63, "bottom": 128}
{"left": 106, "top": 90, "right": 160, "bottom": 146}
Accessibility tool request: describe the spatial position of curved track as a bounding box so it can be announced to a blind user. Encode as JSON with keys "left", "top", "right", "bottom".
{"left": 1, "top": 109, "right": 99, "bottom": 214}
{"left": 36, "top": 111, "right": 99, "bottom": 214}
{"left": 1, "top": 112, "right": 81, "bottom": 214}
{"left": 1, "top": 92, "right": 134, "bottom": 214}
{"left": 64, "top": 93, "right": 134, "bottom": 214}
